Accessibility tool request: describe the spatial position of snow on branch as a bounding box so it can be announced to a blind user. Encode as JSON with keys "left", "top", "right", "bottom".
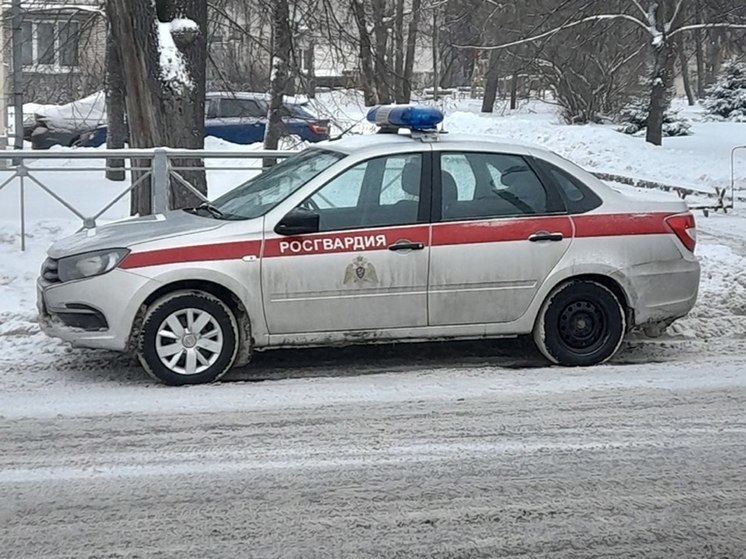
{"left": 629, "top": 0, "right": 649, "bottom": 19}
{"left": 670, "top": 23, "right": 746, "bottom": 38}
{"left": 454, "top": 14, "right": 650, "bottom": 51}
{"left": 666, "top": 0, "right": 685, "bottom": 32}
{"left": 156, "top": 19, "right": 195, "bottom": 92}
{"left": 170, "top": 18, "right": 199, "bottom": 35}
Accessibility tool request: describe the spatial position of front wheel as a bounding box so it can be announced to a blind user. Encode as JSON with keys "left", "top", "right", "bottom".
{"left": 533, "top": 280, "right": 626, "bottom": 367}
{"left": 137, "top": 290, "right": 239, "bottom": 385}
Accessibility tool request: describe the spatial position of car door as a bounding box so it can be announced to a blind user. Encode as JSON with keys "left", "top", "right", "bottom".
{"left": 261, "top": 152, "right": 432, "bottom": 335}
{"left": 428, "top": 150, "right": 573, "bottom": 326}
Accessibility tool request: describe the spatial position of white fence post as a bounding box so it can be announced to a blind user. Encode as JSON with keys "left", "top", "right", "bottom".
{"left": 151, "top": 149, "right": 169, "bottom": 214}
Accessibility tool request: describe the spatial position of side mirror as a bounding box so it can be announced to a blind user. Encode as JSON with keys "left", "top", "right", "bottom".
{"left": 274, "top": 207, "right": 320, "bottom": 236}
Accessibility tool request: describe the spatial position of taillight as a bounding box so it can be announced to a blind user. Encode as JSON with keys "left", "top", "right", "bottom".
{"left": 308, "top": 123, "right": 329, "bottom": 136}
{"left": 665, "top": 212, "right": 696, "bottom": 252}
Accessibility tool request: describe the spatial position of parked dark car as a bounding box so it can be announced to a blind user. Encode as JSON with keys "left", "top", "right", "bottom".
{"left": 31, "top": 92, "right": 330, "bottom": 149}
{"left": 29, "top": 92, "right": 107, "bottom": 149}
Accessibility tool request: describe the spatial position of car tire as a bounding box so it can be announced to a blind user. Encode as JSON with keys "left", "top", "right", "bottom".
{"left": 137, "top": 290, "right": 239, "bottom": 386}
{"left": 533, "top": 280, "right": 626, "bottom": 367}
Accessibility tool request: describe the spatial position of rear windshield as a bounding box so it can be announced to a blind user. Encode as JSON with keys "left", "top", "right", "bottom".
{"left": 283, "top": 104, "right": 315, "bottom": 119}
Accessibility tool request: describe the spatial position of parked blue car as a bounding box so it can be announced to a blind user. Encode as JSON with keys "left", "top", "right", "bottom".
{"left": 73, "top": 92, "right": 330, "bottom": 148}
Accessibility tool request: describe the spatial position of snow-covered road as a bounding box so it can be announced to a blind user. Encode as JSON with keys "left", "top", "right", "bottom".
{"left": 2, "top": 357, "right": 746, "bottom": 558}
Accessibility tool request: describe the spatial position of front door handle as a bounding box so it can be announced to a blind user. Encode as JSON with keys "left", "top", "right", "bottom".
{"left": 388, "top": 241, "right": 425, "bottom": 252}
{"left": 529, "top": 231, "right": 564, "bottom": 242}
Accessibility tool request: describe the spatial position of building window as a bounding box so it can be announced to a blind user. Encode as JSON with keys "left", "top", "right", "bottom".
{"left": 21, "top": 20, "right": 80, "bottom": 71}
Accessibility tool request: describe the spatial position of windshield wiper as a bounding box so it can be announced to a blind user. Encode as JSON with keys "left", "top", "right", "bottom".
{"left": 186, "top": 202, "right": 226, "bottom": 219}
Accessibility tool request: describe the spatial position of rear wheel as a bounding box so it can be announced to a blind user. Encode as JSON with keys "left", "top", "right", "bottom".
{"left": 533, "top": 280, "right": 626, "bottom": 367}
{"left": 137, "top": 290, "right": 239, "bottom": 385}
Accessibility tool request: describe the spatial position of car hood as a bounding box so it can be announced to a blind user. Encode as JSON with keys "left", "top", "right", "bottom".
{"left": 48, "top": 210, "right": 225, "bottom": 259}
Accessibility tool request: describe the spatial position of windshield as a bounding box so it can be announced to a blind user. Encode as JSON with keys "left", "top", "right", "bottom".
{"left": 211, "top": 149, "right": 344, "bottom": 220}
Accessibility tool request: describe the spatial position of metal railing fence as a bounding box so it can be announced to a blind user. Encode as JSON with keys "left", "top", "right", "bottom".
{"left": 0, "top": 148, "right": 293, "bottom": 250}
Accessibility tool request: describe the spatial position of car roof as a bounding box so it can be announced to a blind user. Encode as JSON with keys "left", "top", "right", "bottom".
{"left": 315, "top": 132, "right": 544, "bottom": 156}
{"left": 206, "top": 91, "right": 270, "bottom": 101}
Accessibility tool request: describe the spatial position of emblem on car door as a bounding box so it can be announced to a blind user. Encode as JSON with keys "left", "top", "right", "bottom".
{"left": 343, "top": 256, "right": 378, "bottom": 285}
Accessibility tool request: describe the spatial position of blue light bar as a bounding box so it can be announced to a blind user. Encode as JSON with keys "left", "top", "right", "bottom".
{"left": 366, "top": 105, "right": 444, "bottom": 132}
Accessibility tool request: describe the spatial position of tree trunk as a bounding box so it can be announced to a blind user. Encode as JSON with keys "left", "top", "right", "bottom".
{"left": 695, "top": 28, "right": 705, "bottom": 98}
{"left": 305, "top": 41, "right": 316, "bottom": 98}
{"left": 677, "top": 38, "right": 695, "bottom": 106}
{"left": 705, "top": 29, "right": 723, "bottom": 89}
{"left": 393, "top": 0, "right": 405, "bottom": 103}
{"left": 432, "top": 8, "right": 439, "bottom": 100}
{"left": 510, "top": 72, "right": 519, "bottom": 110}
{"left": 351, "top": 0, "right": 378, "bottom": 106}
{"left": 401, "top": 0, "right": 422, "bottom": 103}
{"left": 263, "top": 0, "right": 292, "bottom": 166}
{"left": 107, "top": 0, "right": 207, "bottom": 215}
{"left": 105, "top": 25, "right": 126, "bottom": 182}
{"left": 646, "top": 41, "right": 677, "bottom": 146}
{"left": 371, "top": 0, "right": 392, "bottom": 104}
{"left": 162, "top": 0, "right": 207, "bottom": 210}
{"left": 481, "top": 50, "right": 500, "bottom": 113}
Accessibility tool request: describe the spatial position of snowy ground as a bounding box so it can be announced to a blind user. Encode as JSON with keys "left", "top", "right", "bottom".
{"left": 1, "top": 95, "right": 746, "bottom": 557}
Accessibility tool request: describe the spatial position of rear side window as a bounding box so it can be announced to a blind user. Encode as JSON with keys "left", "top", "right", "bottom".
{"left": 439, "top": 152, "right": 561, "bottom": 221}
{"left": 533, "top": 158, "right": 602, "bottom": 214}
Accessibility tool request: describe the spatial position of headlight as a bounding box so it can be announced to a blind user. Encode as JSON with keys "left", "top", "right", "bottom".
{"left": 58, "top": 248, "right": 130, "bottom": 282}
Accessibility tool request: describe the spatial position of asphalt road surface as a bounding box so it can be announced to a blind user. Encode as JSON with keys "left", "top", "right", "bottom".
{"left": 2, "top": 354, "right": 745, "bottom": 559}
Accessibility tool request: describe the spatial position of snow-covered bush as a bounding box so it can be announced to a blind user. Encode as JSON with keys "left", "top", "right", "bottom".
{"left": 617, "top": 99, "right": 692, "bottom": 137}
{"left": 704, "top": 60, "right": 746, "bottom": 122}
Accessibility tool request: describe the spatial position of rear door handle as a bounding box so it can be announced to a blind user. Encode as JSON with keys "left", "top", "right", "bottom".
{"left": 388, "top": 241, "right": 425, "bottom": 252}
{"left": 529, "top": 231, "right": 564, "bottom": 242}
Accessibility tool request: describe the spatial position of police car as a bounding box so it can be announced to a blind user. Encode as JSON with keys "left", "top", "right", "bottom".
{"left": 37, "top": 106, "right": 700, "bottom": 385}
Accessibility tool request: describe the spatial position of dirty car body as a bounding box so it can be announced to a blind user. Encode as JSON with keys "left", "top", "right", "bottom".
{"left": 38, "top": 113, "right": 700, "bottom": 385}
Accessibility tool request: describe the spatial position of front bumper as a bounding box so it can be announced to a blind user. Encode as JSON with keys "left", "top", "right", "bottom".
{"left": 37, "top": 268, "right": 157, "bottom": 351}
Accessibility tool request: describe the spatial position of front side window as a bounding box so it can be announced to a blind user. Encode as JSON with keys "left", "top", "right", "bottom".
{"left": 211, "top": 149, "right": 344, "bottom": 220}
{"left": 301, "top": 153, "right": 423, "bottom": 232}
{"left": 440, "top": 152, "right": 555, "bottom": 220}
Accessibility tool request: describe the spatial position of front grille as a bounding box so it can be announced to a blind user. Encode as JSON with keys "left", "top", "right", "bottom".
{"left": 41, "top": 257, "right": 60, "bottom": 283}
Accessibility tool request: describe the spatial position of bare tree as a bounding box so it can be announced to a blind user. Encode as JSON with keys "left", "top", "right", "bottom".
{"left": 351, "top": 0, "right": 378, "bottom": 105}
{"left": 105, "top": 25, "right": 126, "bottom": 181}
{"left": 263, "top": 0, "right": 292, "bottom": 162}
{"left": 457, "top": 0, "right": 746, "bottom": 145}
{"left": 107, "top": 0, "right": 207, "bottom": 215}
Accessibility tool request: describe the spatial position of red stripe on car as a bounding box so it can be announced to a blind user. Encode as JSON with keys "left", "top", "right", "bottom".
{"left": 119, "top": 240, "right": 262, "bottom": 269}
{"left": 572, "top": 212, "right": 671, "bottom": 237}
{"left": 432, "top": 216, "right": 573, "bottom": 246}
{"left": 118, "top": 213, "right": 677, "bottom": 270}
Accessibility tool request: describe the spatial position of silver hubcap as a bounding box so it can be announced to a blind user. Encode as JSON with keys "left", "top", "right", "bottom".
{"left": 155, "top": 308, "right": 224, "bottom": 376}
